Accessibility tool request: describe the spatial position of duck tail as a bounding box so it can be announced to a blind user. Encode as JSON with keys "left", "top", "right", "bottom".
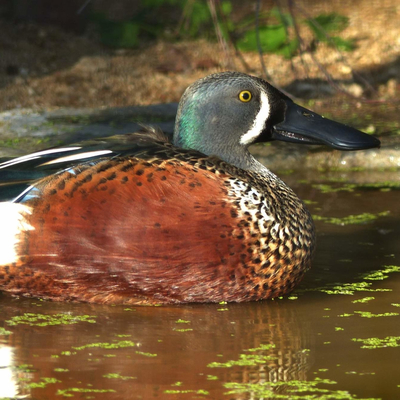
{"left": 0, "top": 202, "right": 33, "bottom": 266}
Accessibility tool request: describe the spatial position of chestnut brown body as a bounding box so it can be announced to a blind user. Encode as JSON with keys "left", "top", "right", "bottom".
{"left": 0, "top": 139, "right": 314, "bottom": 304}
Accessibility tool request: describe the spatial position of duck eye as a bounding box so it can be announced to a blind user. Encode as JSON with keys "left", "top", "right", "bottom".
{"left": 238, "top": 90, "right": 252, "bottom": 102}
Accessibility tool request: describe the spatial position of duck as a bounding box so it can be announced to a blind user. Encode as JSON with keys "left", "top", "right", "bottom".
{"left": 0, "top": 72, "right": 380, "bottom": 305}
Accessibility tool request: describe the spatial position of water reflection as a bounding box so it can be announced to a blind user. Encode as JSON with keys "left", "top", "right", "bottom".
{"left": 0, "top": 297, "right": 313, "bottom": 399}
{"left": 0, "top": 346, "right": 20, "bottom": 399}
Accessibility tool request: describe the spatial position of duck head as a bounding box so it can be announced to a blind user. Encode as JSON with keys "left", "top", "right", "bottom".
{"left": 173, "top": 71, "right": 380, "bottom": 171}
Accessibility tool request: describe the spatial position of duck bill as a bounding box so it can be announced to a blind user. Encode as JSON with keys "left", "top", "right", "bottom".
{"left": 272, "top": 100, "right": 380, "bottom": 150}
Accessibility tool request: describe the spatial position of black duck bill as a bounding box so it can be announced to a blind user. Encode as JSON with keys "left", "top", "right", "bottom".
{"left": 272, "top": 99, "right": 380, "bottom": 150}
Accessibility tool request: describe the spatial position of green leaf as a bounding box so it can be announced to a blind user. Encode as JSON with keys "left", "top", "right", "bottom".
{"left": 221, "top": 1, "right": 232, "bottom": 16}
{"left": 332, "top": 36, "right": 356, "bottom": 51}
{"left": 306, "top": 13, "right": 355, "bottom": 51}
{"left": 310, "top": 13, "right": 349, "bottom": 33}
{"left": 237, "top": 25, "right": 298, "bottom": 58}
{"left": 98, "top": 20, "right": 140, "bottom": 48}
{"left": 238, "top": 25, "right": 285, "bottom": 52}
{"left": 186, "top": 2, "right": 212, "bottom": 37}
{"left": 270, "top": 6, "right": 293, "bottom": 27}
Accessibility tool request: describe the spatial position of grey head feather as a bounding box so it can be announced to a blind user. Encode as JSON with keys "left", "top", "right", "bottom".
{"left": 173, "top": 71, "right": 287, "bottom": 174}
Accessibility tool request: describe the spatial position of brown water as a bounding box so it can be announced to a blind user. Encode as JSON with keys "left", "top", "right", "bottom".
{"left": 0, "top": 169, "right": 399, "bottom": 400}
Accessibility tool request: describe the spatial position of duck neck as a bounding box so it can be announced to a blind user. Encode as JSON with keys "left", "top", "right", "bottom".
{"left": 175, "top": 130, "right": 273, "bottom": 177}
{"left": 174, "top": 125, "right": 275, "bottom": 179}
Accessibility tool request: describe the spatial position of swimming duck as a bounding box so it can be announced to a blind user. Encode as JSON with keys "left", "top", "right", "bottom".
{"left": 0, "top": 72, "right": 380, "bottom": 304}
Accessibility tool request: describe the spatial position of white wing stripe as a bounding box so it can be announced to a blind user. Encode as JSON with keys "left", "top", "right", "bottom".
{"left": 0, "top": 147, "right": 82, "bottom": 169}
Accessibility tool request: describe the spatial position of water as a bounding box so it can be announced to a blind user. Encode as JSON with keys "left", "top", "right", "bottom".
{"left": 0, "top": 169, "right": 399, "bottom": 400}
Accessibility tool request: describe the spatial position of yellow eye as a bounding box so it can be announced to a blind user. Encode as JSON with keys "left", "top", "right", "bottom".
{"left": 238, "top": 90, "right": 252, "bottom": 102}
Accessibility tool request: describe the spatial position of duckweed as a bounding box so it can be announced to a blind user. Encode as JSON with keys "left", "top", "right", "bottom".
{"left": 57, "top": 388, "right": 117, "bottom": 397}
{"left": 316, "top": 281, "right": 390, "bottom": 295}
{"left": 208, "top": 353, "right": 276, "bottom": 367}
{"left": 208, "top": 344, "right": 276, "bottom": 368}
{"left": 352, "top": 297, "right": 375, "bottom": 303}
{"left": 27, "top": 377, "right": 61, "bottom": 389}
{"left": 313, "top": 181, "right": 400, "bottom": 193}
{"left": 308, "top": 265, "right": 400, "bottom": 295}
{"left": 103, "top": 373, "right": 136, "bottom": 380}
{"left": 223, "top": 377, "right": 379, "bottom": 399}
{"left": 352, "top": 336, "right": 400, "bottom": 349}
{"left": 16, "top": 364, "right": 35, "bottom": 372}
{"left": 72, "top": 340, "right": 136, "bottom": 350}
{"left": 312, "top": 183, "right": 356, "bottom": 193}
{"left": 173, "top": 328, "right": 194, "bottom": 332}
{"left": 6, "top": 313, "right": 96, "bottom": 327}
{"left": 354, "top": 311, "right": 399, "bottom": 318}
{"left": 312, "top": 211, "right": 389, "bottom": 225}
{"left": 362, "top": 265, "right": 400, "bottom": 280}
{"left": 135, "top": 351, "right": 157, "bottom": 357}
{"left": 164, "top": 389, "right": 209, "bottom": 395}
{"left": 0, "top": 327, "right": 12, "bottom": 335}
{"left": 303, "top": 199, "right": 318, "bottom": 205}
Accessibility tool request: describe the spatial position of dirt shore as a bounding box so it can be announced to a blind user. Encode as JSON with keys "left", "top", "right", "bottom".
{"left": 0, "top": 1, "right": 399, "bottom": 111}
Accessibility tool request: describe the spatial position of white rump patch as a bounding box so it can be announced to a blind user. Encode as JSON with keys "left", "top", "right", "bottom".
{"left": 39, "top": 150, "right": 113, "bottom": 166}
{"left": 0, "top": 203, "right": 34, "bottom": 266}
{"left": 240, "top": 91, "right": 270, "bottom": 145}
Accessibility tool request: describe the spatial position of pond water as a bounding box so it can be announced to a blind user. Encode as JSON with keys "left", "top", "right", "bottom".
{"left": 0, "top": 167, "right": 399, "bottom": 400}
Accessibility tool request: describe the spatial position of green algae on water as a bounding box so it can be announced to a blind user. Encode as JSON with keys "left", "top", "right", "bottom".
{"left": 362, "top": 265, "right": 400, "bottom": 281}
{"left": 313, "top": 181, "right": 400, "bottom": 194}
{"left": 72, "top": 340, "right": 136, "bottom": 350}
{"left": 208, "top": 344, "right": 277, "bottom": 368}
{"left": 135, "top": 351, "right": 157, "bottom": 357}
{"left": 6, "top": 313, "right": 97, "bottom": 327}
{"left": 27, "top": 377, "right": 61, "bottom": 389}
{"left": 165, "top": 382, "right": 209, "bottom": 395}
{"left": 306, "top": 265, "right": 400, "bottom": 296}
{"left": 103, "top": 373, "right": 136, "bottom": 380}
{"left": 354, "top": 311, "right": 399, "bottom": 318}
{"left": 223, "top": 377, "right": 380, "bottom": 399}
{"left": 352, "top": 336, "right": 400, "bottom": 349}
{"left": 352, "top": 297, "right": 375, "bottom": 303}
{"left": 57, "top": 388, "right": 117, "bottom": 397}
{"left": 16, "top": 364, "right": 35, "bottom": 373}
{"left": 312, "top": 211, "right": 389, "bottom": 226}
{"left": 164, "top": 389, "right": 209, "bottom": 395}
{"left": 173, "top": 328, "right": 194, "bottom": 332}
{"left": 314, "top": 281, "right": 390, "bottom": 295}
